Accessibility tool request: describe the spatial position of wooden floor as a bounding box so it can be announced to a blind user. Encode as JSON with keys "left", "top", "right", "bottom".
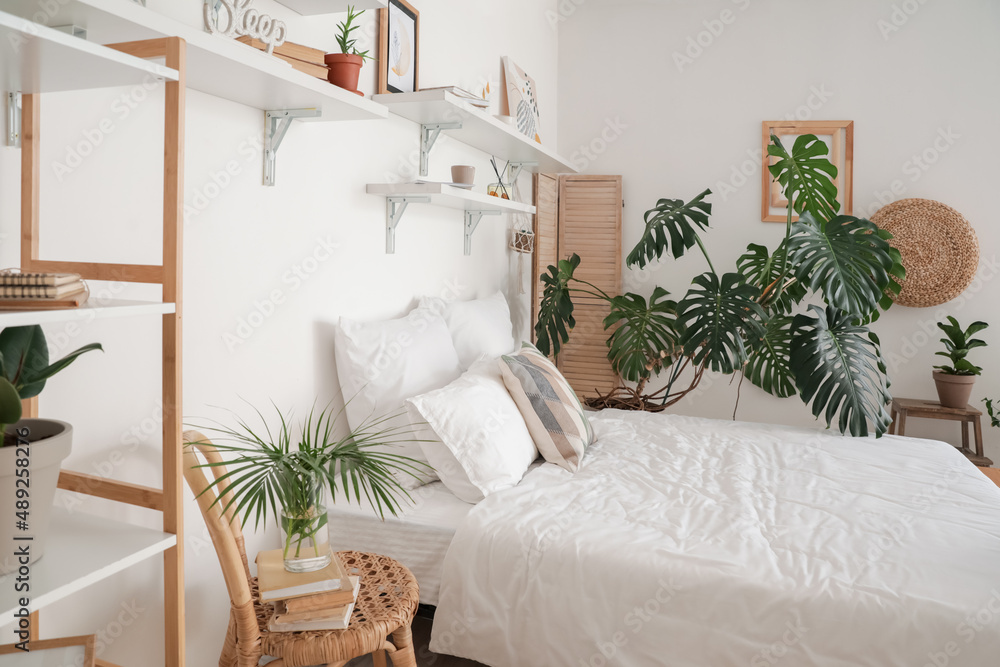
{"left": 981, "top": 466, "right": 1000, "bottom": 487}
{"left": 345, "top": 616, "right": 485, "bottom": 667}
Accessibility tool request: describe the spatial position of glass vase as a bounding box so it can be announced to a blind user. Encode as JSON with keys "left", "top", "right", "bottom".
{"left": 280, "top": 489, "right": 332, "bottom": 573}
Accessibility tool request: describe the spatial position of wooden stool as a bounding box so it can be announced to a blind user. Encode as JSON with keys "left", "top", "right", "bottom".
{"left": 889, "top": 397, "right": 992, "bottom": 466}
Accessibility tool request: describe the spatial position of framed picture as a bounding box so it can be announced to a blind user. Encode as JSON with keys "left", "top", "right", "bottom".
{"left": 378, "top": 0, "right": 419, "bottom": 94}
{"left": 0, "top": 635, "right": 96, "bottom": 666}
{"left": 503, "top": 56, "right": 541, "bottom": 144}
{"left": 761, "top": 120, "right": 854, "bottom": 222}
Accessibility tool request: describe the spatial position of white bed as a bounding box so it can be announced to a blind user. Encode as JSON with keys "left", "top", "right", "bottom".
{"left": 327, "top": 481, "right": 471, "bottom": 606}
{"left": 430, "top": 409, "right": 1000, "bottom": 666}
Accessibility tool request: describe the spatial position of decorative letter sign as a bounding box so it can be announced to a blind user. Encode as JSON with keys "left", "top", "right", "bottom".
{"left": 204, "top": 0, "right": 287, "bottom": 54}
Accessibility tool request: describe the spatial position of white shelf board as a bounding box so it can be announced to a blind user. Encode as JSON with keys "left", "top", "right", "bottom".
{"left": 0, "top": 9, "right": 178, "bottom": 95}
{"left": 0, "top": 508, "right": 175, "bottom": 625}
{"left": 274, "top": 0, "right": 387, "bottom": 15}
{"left": 373, "top": 89, "right": 578, "bottom": 173}
{"left": 0, "top": 299, "right": 175, "bottom": 327}
{"left": 367, "top": 182, "right": 536, "bottom": 215}
{"left": 2, "top": 0, "right": 387, "bottom": 122}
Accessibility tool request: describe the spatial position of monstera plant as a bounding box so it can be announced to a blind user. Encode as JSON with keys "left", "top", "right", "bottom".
{"left": 536, "top": 134, "right": 905, "bottom": 437}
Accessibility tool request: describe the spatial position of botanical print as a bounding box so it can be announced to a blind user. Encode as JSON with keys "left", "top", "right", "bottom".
{"left": 387, "top": 2, "right": 416, "bottom": 93}
{"left": 503, "top": 56, "right": 541, "bottom": 144}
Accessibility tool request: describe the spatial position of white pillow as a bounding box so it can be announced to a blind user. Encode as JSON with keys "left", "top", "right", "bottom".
{"left": 334, "top": 308, "right": 463, "bottom": 489}
{"left": 406, "top": 358, "right": 538, "bottom": 503}
{"left": 419, "top": 291, "right": 516, "bottom": 370}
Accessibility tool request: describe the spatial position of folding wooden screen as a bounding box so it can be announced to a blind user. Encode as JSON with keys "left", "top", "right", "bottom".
{"left": 532, "top": 174, "right": 622, "bottom": 398}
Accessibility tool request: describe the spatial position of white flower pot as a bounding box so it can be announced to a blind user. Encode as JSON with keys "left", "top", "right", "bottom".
{"left": 0, "top": 419, "right": 72, "bottom": 574}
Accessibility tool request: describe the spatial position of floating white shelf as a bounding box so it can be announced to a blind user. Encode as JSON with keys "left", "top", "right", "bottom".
{"left": 1, "top": 0, "right": 387, "bottom": 122}
{"left": 0, "top": 300, "right": 175, "bottom": 328}
{"left": 373, "top": 89, "right": 578, "bottom": 176}
{"left": 367, "top": 182, "right": 535, "bottom": 255}
{"left": 0, "top": 9, "right": 178, "bottom": 96}
{"left": 274, "top": 0, "right": 387, "bottom": 15}
{"left": 0, "top": 508, "right": 176, "bottom": 625}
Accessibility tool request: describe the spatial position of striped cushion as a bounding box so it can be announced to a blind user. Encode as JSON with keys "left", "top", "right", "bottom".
{"left": 499, "top": 342, "right": 594, "bottom": 472}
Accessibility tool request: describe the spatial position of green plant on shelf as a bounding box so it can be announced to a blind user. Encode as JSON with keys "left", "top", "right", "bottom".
{"left": 188, "top": 402, "right": 427, "bottom": 563}
{"left": 0, "top": 325, "right": 102, "bottom": 446}
{"left": 934, "top": 317, "right": 988, "bottom": 376}
{"left": 535, "top": 133, "right": 907, "bottom": 437}
{"left": 336, "top": 5, "right": 371, "bottom": 61}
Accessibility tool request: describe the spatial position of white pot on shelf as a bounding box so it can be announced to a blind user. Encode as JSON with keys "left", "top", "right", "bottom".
{"left": 0, "top": 419, "right": 72, "bottom": 574}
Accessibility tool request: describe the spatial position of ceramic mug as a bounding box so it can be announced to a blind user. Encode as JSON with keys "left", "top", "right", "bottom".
{"left": 451, "top": 165, "right": 476, "bottom": 185}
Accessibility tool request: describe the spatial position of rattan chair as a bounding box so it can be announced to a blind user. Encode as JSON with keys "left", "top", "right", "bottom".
{"left": 183, "top": 431, "right": 421, "bottom": 667}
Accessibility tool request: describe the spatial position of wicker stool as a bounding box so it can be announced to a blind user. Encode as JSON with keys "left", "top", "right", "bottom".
{"left": 184, "top": 432, "right": 420, "bottom": 667}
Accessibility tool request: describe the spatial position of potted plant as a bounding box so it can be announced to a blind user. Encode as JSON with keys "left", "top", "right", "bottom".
{"left": 0, "top": 325, "right": 102, "bottom": 573}
{"left": 985, "top": 398, "right": 999, "bottom": 428}
{"left": 325, "top": 6, "right": 371, "bottom": 96}
{"left": 190, "top": 403, "right": 426, "bottom": 573}
{"left": 932, "top": 317, "right": 987, "bottom": 409}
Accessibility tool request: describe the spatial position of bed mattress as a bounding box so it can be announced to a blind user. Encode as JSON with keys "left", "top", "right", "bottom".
{"left": 327, "top": 480, "right": 472, "bottom": 606}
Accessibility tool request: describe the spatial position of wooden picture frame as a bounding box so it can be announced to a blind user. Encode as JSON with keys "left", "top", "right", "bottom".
{"left": 0, "top": 635, "right": 96, "bottom": 665}
{"left": 761, "top": 120, "right": 854, "bottom": 223}
{"left": 377, "top": 0, "right": 420, "bottom": 94}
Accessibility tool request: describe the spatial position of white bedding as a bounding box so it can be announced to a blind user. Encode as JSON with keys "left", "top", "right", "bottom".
{"left": 328, "top": 481, "right": 471, "bottom": 606}
{"left": 431, "top": 409, "right": 1000, "bottom": 666}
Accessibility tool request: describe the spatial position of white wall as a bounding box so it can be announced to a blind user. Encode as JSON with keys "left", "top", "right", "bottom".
{"left": 558, "top": 0, "right": 1000, "bottom": 457}
{"left": 0, "top": 0, "right": 559, "bottom": 663}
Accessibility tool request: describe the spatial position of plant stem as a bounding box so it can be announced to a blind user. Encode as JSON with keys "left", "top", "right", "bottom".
{"left": 694, "top": 236, "right": 716, "bottom": 276}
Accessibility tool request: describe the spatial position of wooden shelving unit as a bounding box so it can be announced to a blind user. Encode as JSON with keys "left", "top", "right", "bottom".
{"left": 3, "top": 10, "right": 187, "bottom": 665}
{"left": 366, "top": 182, "right": 535, "bottom": 255}
{"left": 373, "top": 89, "right": 579, "bottom": 176}
{"left": 274, "top": 0, "right": 387, "bottom": 14}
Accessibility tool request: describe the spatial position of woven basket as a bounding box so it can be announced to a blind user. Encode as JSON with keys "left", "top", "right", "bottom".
{"left": 870, "top": 198, "right": 979, "bottom": 308}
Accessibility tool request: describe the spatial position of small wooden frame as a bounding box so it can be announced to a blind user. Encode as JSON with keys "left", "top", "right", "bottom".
{"left": 761, "top": 120, "right": 854, "bottom": 223}
{"left": 377, "top": 0, "right": 420, "bottom": 94}
{"left": 889, "top": 397, "right": 992, "bottom": 467}
{"left": 0, "top": 634, "right": 96, "bottom": 665}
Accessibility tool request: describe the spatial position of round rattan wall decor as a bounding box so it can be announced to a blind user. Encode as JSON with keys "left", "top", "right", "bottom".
{"left": 870, "top": 198, "right": 979, "bottom": 308}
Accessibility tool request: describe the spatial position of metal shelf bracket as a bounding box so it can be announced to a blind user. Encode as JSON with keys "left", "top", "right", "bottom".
{"left": 264, "top": 108, "right": 320, "bottom": 186}
{"left": 7, "top": 93, "right": 21, "bottom": 148}
{"left": 386, "top": 196, "right": 431, "bottom": 254}
{"left": 464, "top": 210, "right": 501, "bottom": 256}
{"left": 505, "top": 162, "right": 536, "bottom": 187}
{"left": 420, "top": 122, "right": 463, "bottom": 177}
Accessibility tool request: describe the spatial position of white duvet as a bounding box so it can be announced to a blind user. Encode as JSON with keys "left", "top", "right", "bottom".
{"left": 430, "top": 409, "right": 1000, "bottom": 667}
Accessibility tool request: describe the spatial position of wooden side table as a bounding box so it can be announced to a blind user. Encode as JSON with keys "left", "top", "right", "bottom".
{"left": 890, "top": 397, "right": 993, "bottom": 466}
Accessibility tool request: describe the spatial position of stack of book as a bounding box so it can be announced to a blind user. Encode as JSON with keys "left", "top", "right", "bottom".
{"left": 0, "top": 271, "right": 89, "bottom": 309}
{"left": 256, "top": 549, "right": 361, "bottom": 632}
{"left": 236, "top": 37, "right": 329, "bottom": 82}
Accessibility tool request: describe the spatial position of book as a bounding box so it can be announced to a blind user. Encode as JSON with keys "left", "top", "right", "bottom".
{"left": 0, "top": 282, "right": 86, "bottom": 299}
{"left": 0, "top": 271, "right": 81, "bottom": 287}
{"left": 256, "top": 550, "right": 349, "bottom": 602}
{"left": 420, "top": 86, "right": 490, "bottom": 108}
{"left": 0, "top": 290, "right": 89, "bottom": 311}
{"left": 235, "top": 36, "right": 325, "bottom": 66}
{"left": 282, "top": 584, "right": 357, "bottom": 614}
{"left": 275, "top": 54, "right": 329, "bottom": 81}
{"left": 268, "top": 576, "right": 360, "bottom": 632}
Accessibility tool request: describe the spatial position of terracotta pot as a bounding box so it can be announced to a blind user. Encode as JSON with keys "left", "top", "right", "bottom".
{"left": 0, "top": 419, "right": 72, "bottom": 574}
{"left": 933, "top": 370, "right": 977, "bottom": 409}
{"left": 324, "top": 53, "right": 363, "bottom": 95}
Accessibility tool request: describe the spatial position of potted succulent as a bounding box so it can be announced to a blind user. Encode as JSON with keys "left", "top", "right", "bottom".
{"left": 190, "top": 403, "right": 426, "bottom": 573}
{"left": 325, "top": 5, "right": 371, "bottom": 96}
{"left": 0, "top": 325, "right": 102, "bottom": 573}
{"left": 933, "top": 317, "right": 988, "bottom": 409}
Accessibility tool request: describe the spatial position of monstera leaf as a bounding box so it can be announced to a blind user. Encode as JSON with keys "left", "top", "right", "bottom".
{"left": 677, "top": 272, "right": 766, "bottom": 374}
{"left": 788, "top": 212, "right": 894, "bottom": 318}
{"left": 790, "top": 305, "right": 892, "bottom": 438}
{"left": 736, "top": 242, "right": 808, "bottom": 315}
{"left": 870, "top": 228, "right": 906, "bottom": 321}
{"left": 627, "top": 189, "right": 712, "bottom": 268}
{"left": 768, "top": 134, "right": 839, "bottom": 220}
{"left": 604, "top": 287, "right": 681, "bottom": 383}
{"left": 534, "top": 254, "right": 581, "bottom": 358}
{"left": 745, "top": 315, "right": 796, "bottom": 398}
